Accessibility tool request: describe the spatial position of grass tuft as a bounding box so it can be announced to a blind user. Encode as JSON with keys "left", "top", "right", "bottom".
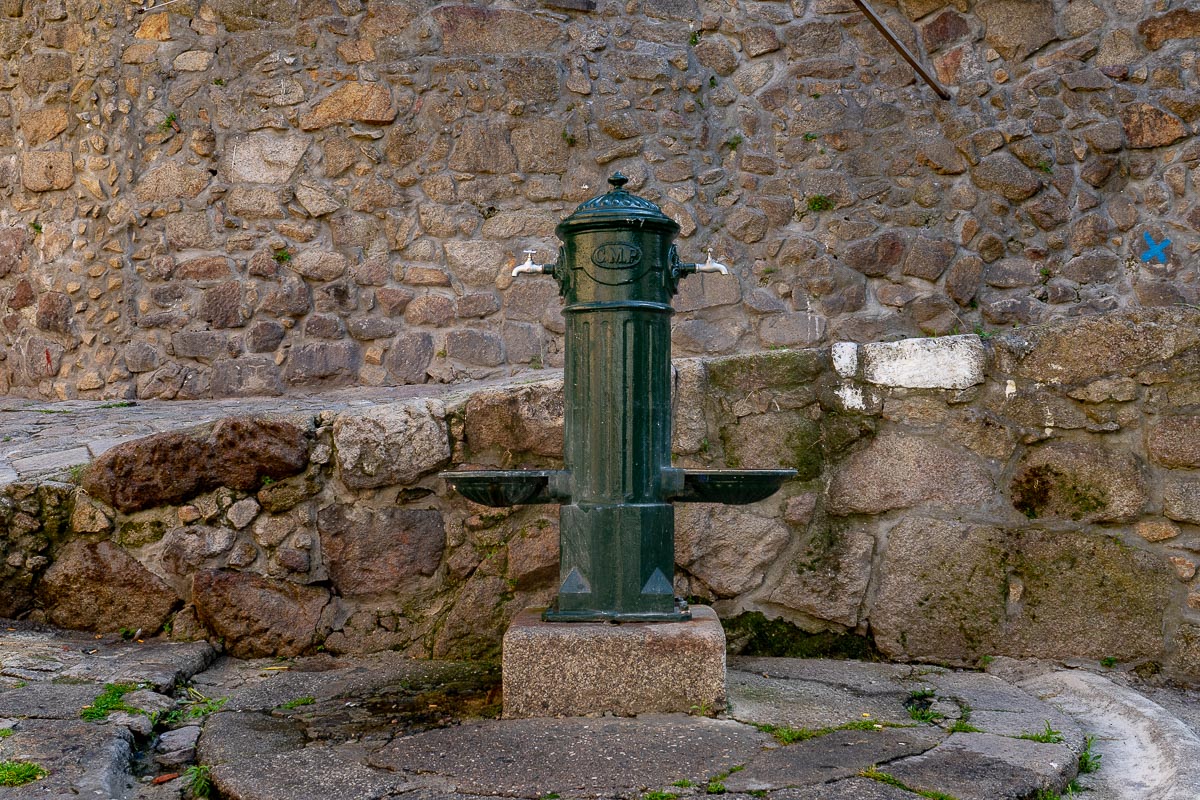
{"left": 1018, "top": 721, "right": 1065, "bottom": 744}
{"left": 909, "top": 707, "right": 946, "bottom": 723}
{"left": 0, "top": 761, "right": 48, "bottom": 787}
{"left": 755, "top": 719, "right": 908, "bottom": 744}
{"left": 158, "top": 691, "right": 227, "bottom": 726}
{"left": 81, "top": 683, "right": 140, "bottom": 721}
{"left": 279, "top": 696, "right": 315, "bottom": 710}
{"left": 860, "top": 767, "right": 960, "bottom": 800}
{"left": 184, "top": 764, "right": 212, "bottom": 798}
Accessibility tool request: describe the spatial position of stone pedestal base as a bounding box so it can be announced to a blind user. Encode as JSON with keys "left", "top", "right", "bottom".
{"left": 502, "top": 605, "right": 726, "bottom": 718}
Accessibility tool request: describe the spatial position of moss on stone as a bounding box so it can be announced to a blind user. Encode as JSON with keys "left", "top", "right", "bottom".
{"left": 717, "top": 426, "right": 741, "bottom": 468}
{"left": 783, "top": 425, "right": 823, "bottom": 480}
{"left": 717, "top": 411, "right": 822, "bottom": 476}
{"left": 1011, "top": 464, "right": 1109, "bottom": 520}
{"left": 706, "top": 350, "right": 825, "bottom": 393}
{"left": 722, "top": 611, "right": 880, "bottom": 660}
{"left": 819, "top": 413, "right": 876, "bottom": 459}
{"left": 36, "top": 483, "right": 75, "bottom": 538}
{"left": 118, "top": 518, "right": 167, "bottom": 547}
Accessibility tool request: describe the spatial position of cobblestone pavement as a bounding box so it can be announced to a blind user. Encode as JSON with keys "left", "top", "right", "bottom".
{"left": 6, "top": 622, "right": 1193, "bottom": 800}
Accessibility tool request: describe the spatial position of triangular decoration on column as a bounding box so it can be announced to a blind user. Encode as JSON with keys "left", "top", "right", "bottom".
{"left": 560, "top": 567, "right": 592, "bottom": 595}
{"left": 640, "top": 567, "right": 673, "bottom": 596}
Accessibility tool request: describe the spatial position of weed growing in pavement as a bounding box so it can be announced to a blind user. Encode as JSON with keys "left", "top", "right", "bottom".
{"left": 279, "top": 696, "right": 315, "bottom": 710}
{"left": 80, "top": 683, "right": 140, "bottom": 721}
{"left": 905, "top": 687, "right": 944, "bottom": 724}
{"left": 909, "top": 707, "right": 946, "bottom": 723}
{"left": 183, "top": 764, "right": 212, "bottom": 798}
{"left": 860, "top": 767, "right": 959, "bottom": 800}
{"left": 0, "top": 761, "right": 48, "bottom": 787}
{"left": 156, "top": 688, "right": 227, "bottom": 726}
{"left": 755, "top": 719, "right": 904, "bottom": 744}
{"left": 1078, "top": 735, "right": 1102, "bottom": 773}
{"left": 1018, "top": 722, "right": 1065, "bottom": 744}
{"left": 1033, "top": 785, "right": 1084, "bottom": 800}
{"left": 948, "top": 719, "right": 983, "bottom": 733}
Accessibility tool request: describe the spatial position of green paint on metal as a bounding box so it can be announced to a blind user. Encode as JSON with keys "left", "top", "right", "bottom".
{"left": 443, "top": 172, "right": 795, "bottom": 622}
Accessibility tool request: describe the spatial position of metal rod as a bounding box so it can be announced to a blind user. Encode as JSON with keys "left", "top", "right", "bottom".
{"left": 139, "top": 0, "right": 187, "bottom": 12}
{"left": 851, "top": 0, "right": 951, "bottom": 100}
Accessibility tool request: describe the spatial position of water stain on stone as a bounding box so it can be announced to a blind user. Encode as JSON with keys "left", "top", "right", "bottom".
{"left": 276, "top": 663, "right": 501, "bottom": 743}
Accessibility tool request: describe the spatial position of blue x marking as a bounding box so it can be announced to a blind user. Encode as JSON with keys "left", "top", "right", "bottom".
{"left": 1141, "top": 231, "right": 1171, "bottom": 264}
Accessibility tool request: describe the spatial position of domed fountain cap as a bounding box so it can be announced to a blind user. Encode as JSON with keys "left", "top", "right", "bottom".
{"left": 556, "top": 172, "right": 681, "bottom": 238}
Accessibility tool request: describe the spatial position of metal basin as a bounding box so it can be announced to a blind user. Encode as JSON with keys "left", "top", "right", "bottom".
{"left": 440, "top": 470, "right": 562, "bottom": 507}
{"left": 674, "top": 469, "right": 797, "bottom": 505}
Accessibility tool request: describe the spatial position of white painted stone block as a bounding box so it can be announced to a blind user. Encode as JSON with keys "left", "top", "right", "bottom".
{"left": 831, "top": 342, "right": 858, "bottom": 378}
{"left": 860, "top": 335, "right": 986, "bottom": 390}
{"left": 835, "top": 383, "right": 867, "bottom": 411}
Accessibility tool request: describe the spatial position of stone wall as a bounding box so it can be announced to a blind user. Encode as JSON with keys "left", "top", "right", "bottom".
{"left": 0, "top": 0, "right": 1198, "bottom": 399}
{"left": 6, "top": 308, "right": 1200, "bottom": 682}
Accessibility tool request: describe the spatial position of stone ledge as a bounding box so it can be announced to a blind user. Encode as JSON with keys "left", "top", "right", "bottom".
{"left": 502, "top": 605, "right": 726, "bottom": 718}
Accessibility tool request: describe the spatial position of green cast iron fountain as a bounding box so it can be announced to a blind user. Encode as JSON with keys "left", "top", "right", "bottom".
{"left": 442, "top": 173, "right": 795, "bottom": 622}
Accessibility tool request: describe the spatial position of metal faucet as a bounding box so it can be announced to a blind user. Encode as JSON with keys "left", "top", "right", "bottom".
{"left": 512, "top": 250, "right": 549, "bottom": 277}
{"left": 512, "top": 248, "right": 730, "bottom": 279}
{"left": 694, "top": 248, "right": 729, "bottom": 275}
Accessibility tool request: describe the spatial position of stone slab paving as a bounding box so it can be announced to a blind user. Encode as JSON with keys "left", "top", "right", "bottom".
{"left": 0, "top": 717, "right": 135, "bottom": 799}
{"left": 885, "top": 733, "right": 1077, "bottom": 800}
{"left": 5, "top": 622, "right": 1198, "bottom": 800}
{"left": 368, "top": 715, "right": 771, "bottom": 796}
{"left": 995, "top": 658, "right": 1200, "bottom": 800}
{"left": 721, "top": 727, "right": 946, "bottom": 792}
{"left": 725, "top": 657, "right": 919, "bottom": 728}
